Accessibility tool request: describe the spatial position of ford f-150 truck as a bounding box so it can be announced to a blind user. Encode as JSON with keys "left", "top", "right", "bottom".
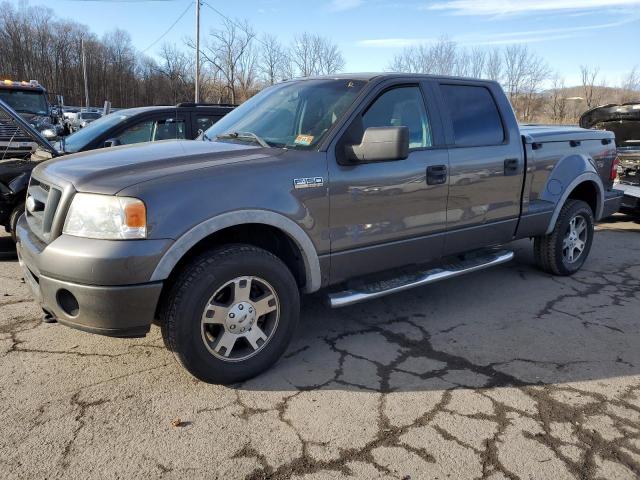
{"left": 15, "top": 74, "right": 623, "bottom": 384}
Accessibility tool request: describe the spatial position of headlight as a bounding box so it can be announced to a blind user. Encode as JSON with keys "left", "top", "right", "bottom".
{"left": 63, "top": 193, "right": 147, "bottom": 239}
{"left": 41, "top": 128, "right": 56, "bottom": 140}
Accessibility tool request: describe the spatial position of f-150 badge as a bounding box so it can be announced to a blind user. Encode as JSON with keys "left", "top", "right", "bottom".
{"left": 294, "top": 177, "right": 324, "bottom": 189}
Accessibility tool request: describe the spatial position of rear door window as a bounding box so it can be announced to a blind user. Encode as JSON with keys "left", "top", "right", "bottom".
{"left": 440, "top": 85, "right": 504, "bottom": 147}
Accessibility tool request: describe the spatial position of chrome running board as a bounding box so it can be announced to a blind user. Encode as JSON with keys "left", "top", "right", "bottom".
{"left": 328, "top": 249, "right": 514, "bottom": 308}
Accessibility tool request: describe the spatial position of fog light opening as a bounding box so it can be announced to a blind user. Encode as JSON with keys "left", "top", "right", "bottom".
{"left": 56, "top": 289, "right": 79, "bottom": 317}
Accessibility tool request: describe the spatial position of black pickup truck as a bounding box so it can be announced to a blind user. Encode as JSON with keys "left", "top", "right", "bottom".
{"left": 16, "top": 74, "right": 623, "bottom": 384}
{"left": 1, "top": 101, "right": 233, "bottom": 241}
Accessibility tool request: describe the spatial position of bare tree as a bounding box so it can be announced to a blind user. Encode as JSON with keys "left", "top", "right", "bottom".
{"left": 469, "top": 47, "right": 487, "bottom": 78}
{"left": 485, "top": 48, "right": 503, "bottom": 82}
{"left": 580, "top": 65, "right": 601, "bottom": 109}
{"left": 620, "top": 66, "right": 640, "bottom": 103}
{"left": 156, "top": 43, "right": 194, "bottom": 104}
{"left": 200, "top": 18, "right": 256, "bottom": 104}
{"left": 549, "top": 73, "right": 568, "bottom": 124}
{"left": 389, "top": 37, "right": 458, "bottom": 75}
{"left": 454, "top": 49, "right": 471, "bottom": 77}
{"left": 259, "top": 33, "right": 288, "bottom": 85}
{"left": 290, "top": 33, "right": 344, "bottom": 77}
{"left": 520, "top": 55, "right": 551, "bottom": 122}
{"left": 503, "top": 45, "right": 529, "bottom": 105}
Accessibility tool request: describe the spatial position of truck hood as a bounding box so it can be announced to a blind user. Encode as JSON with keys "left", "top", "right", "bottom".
{"left": 579, "top": 103, "right": 640, "bottom": 149}
{"left": 33, "top": 139, "right": 283, "bottom": 194}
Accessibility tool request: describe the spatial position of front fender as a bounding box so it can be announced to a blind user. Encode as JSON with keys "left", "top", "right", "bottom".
{"left": 150, "top": 209, "right": 322, "bottom": 293}
{"left": 541, "top": 154, "right": 604, "bottom": 234}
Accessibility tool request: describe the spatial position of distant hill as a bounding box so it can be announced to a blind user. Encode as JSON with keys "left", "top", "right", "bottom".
{"left": 544, "top": 85, "right": 640, "bottom": 106}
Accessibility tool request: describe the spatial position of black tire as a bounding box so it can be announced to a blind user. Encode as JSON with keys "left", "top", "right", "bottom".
{"left": 9, "top": 203, "right": 24, "bottom": 243}
{"left": 160, "top": 244, "right": 300, "bottom": 384}
{"left": 533, "top": 199, "right": 594, "bottom": 276}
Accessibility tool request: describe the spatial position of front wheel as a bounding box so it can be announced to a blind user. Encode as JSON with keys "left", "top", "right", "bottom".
{"left": 533, "top": 199, "right": 594, "bottom": 276}
{"left": 160, "top": 244, "right": 300, "bottom": 384}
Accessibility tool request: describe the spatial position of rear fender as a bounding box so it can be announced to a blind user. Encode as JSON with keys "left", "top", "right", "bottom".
{"left": 541, "top": 154, "right": 604, "bottom": 234}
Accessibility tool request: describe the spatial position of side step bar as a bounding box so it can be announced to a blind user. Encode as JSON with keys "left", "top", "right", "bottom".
{"left": 328, "top": 249, "right": 514, "bottom": 308}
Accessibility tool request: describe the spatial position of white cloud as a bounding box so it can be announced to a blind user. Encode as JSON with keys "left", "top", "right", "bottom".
{"left": 328, "top": 0, "right": 364, "bottom": 12}
{"left": 357, "top": 17, "right": 639, "bottom": 48}
{"left": 425, "top": 0, "right": 640, "bottom": 15}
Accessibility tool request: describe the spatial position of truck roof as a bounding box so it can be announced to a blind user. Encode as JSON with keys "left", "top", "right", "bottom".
{"left": 0, "top": 80, "right": 46, "bottom": 92}
{"left": 287, "top": 72, "right": 501, "bottom": 84}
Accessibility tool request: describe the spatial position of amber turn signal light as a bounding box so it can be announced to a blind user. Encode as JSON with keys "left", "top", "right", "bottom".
{"left": 124, "top": 201, "right": 146, "bottom": 228}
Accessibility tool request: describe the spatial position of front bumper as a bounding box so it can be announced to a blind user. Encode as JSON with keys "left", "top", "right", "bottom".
{"left": 601, "top": 188, "right": 624, "bottom": 218}
{"left": 15, "top": 215, "right": 168, "bottom": 337}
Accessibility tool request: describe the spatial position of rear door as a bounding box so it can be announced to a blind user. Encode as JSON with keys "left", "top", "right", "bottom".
{"left": 435, "top": 81, "right": 524, "bottom": 254}
{"left": 328, "top": 80, "right": 450, "bottom": 282}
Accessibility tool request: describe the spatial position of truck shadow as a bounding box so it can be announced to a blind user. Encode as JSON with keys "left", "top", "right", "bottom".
{"left": 239, "top": 230, "right": 640, "bottom": 393}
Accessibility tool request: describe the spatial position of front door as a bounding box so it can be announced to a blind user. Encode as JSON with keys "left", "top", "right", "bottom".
{"left": 328, "top": 83, "right": 449, "bottom": 283}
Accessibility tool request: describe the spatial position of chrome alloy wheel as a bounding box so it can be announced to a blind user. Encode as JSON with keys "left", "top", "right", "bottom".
{"left": 201, "top": 276, "right": 279, "bottom": 362}
{"left": 562, "top": 214, "right": 587, "bottom": 264}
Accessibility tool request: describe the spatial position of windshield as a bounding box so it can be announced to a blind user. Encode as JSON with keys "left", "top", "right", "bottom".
{"left": 204, "top": 79, "right": 367, "bottom": 149}
{"left": 63, "top": 111, "right": 130, "bottom": 152}
{"left": 0, "top": 89, "right": 48, "bottom": 116}
{"left": 81, "top": 112, "right": 101, "bottom": 120}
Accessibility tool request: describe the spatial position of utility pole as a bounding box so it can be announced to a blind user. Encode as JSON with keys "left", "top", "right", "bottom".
{"left": 195, "top": 0, "right": 200, "bottom": 103}
{"left": 81, "top": 38, "right": 90, "bottom": 110}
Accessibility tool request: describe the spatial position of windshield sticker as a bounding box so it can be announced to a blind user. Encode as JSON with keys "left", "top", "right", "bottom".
{"left": 294, "top": 134, "right": 314, "bottom": 146}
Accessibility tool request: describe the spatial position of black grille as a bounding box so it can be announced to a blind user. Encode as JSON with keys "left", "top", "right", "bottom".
{"left": 0, "top": 109, "right": 37, "bottom": 158}
{"left": 0, "top": 112, "right": 34, "bottom": 143}
{"left": 25, "top": 177, "right": 63, "bottom": 243}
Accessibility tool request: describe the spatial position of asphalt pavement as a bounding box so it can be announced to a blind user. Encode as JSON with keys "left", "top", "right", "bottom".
{"left": 1, "top": 215, "right": 639, "bottom": 479}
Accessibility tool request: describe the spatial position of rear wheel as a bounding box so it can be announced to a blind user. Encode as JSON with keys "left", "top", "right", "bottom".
{"left": 533, "top": 199, "right": 594, "bottom": 276}
{"left": 160, "top": 244, "right": 300, "bottom": 384}
{"left": 9, "top": 203, "right": 24, "bottom": 243}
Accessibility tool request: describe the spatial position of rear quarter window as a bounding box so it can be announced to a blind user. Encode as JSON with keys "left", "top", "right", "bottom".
{"left": 441, "top": 84, "right": 505, "bottom": 147}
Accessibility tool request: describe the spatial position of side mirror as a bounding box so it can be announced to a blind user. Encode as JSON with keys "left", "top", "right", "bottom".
{"left": 104, "top": 138, "right": 121, "bottom": 148}
{"left": 345, "top": 126, "right": 409, "bottom": 163}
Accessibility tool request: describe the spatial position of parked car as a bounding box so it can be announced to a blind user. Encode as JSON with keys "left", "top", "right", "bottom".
{"left": 0, "top": 100, "right": 233, "bottom": 240}
{"left": 56, "top": 103, "right": 235, "bottom": 154}
{"left": 16, "top": 74, "right": 623, "bottom": 384}
{"left": 580, "top": 102, "right": 640, "bottom": 213}
{"left": 69, "top": 110, "right": 102, "bottom": 132}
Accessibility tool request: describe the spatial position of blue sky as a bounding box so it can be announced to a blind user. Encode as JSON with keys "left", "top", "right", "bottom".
{"left": 11, "top": 0, "right": 640, "bottom": 86}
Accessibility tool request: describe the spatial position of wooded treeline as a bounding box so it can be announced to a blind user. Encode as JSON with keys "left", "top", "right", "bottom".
{"left": 0, "top": 3, "right": 344, "bottom": 107}
{"left": 0, "top": 2, "right": 638, "bottom": 123}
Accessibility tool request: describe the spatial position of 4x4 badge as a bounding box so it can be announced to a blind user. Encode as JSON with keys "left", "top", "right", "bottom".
{"left": 293, "top": 177, "right": 324, "bottom": 189}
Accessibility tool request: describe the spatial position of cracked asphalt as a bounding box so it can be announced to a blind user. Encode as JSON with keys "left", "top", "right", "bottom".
{"left": 1, "top": 214, "right": 640, "bottom": 480}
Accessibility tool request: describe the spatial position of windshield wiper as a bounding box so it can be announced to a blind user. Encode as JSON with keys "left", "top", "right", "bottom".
{"left": 215, "top": 131, "right": 271, "bottom": 148}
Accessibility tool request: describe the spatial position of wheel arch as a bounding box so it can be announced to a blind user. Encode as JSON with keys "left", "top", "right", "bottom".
{"left": 545, "top": 174, "right": 604, "bottom": 234}
{"left": 150, "top": 210, "right": 322, "bottom": 293}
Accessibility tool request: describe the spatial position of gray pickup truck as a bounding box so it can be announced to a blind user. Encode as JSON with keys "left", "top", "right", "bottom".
{"left": 15, "top": 74, "right": 623, "bottom": 384}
